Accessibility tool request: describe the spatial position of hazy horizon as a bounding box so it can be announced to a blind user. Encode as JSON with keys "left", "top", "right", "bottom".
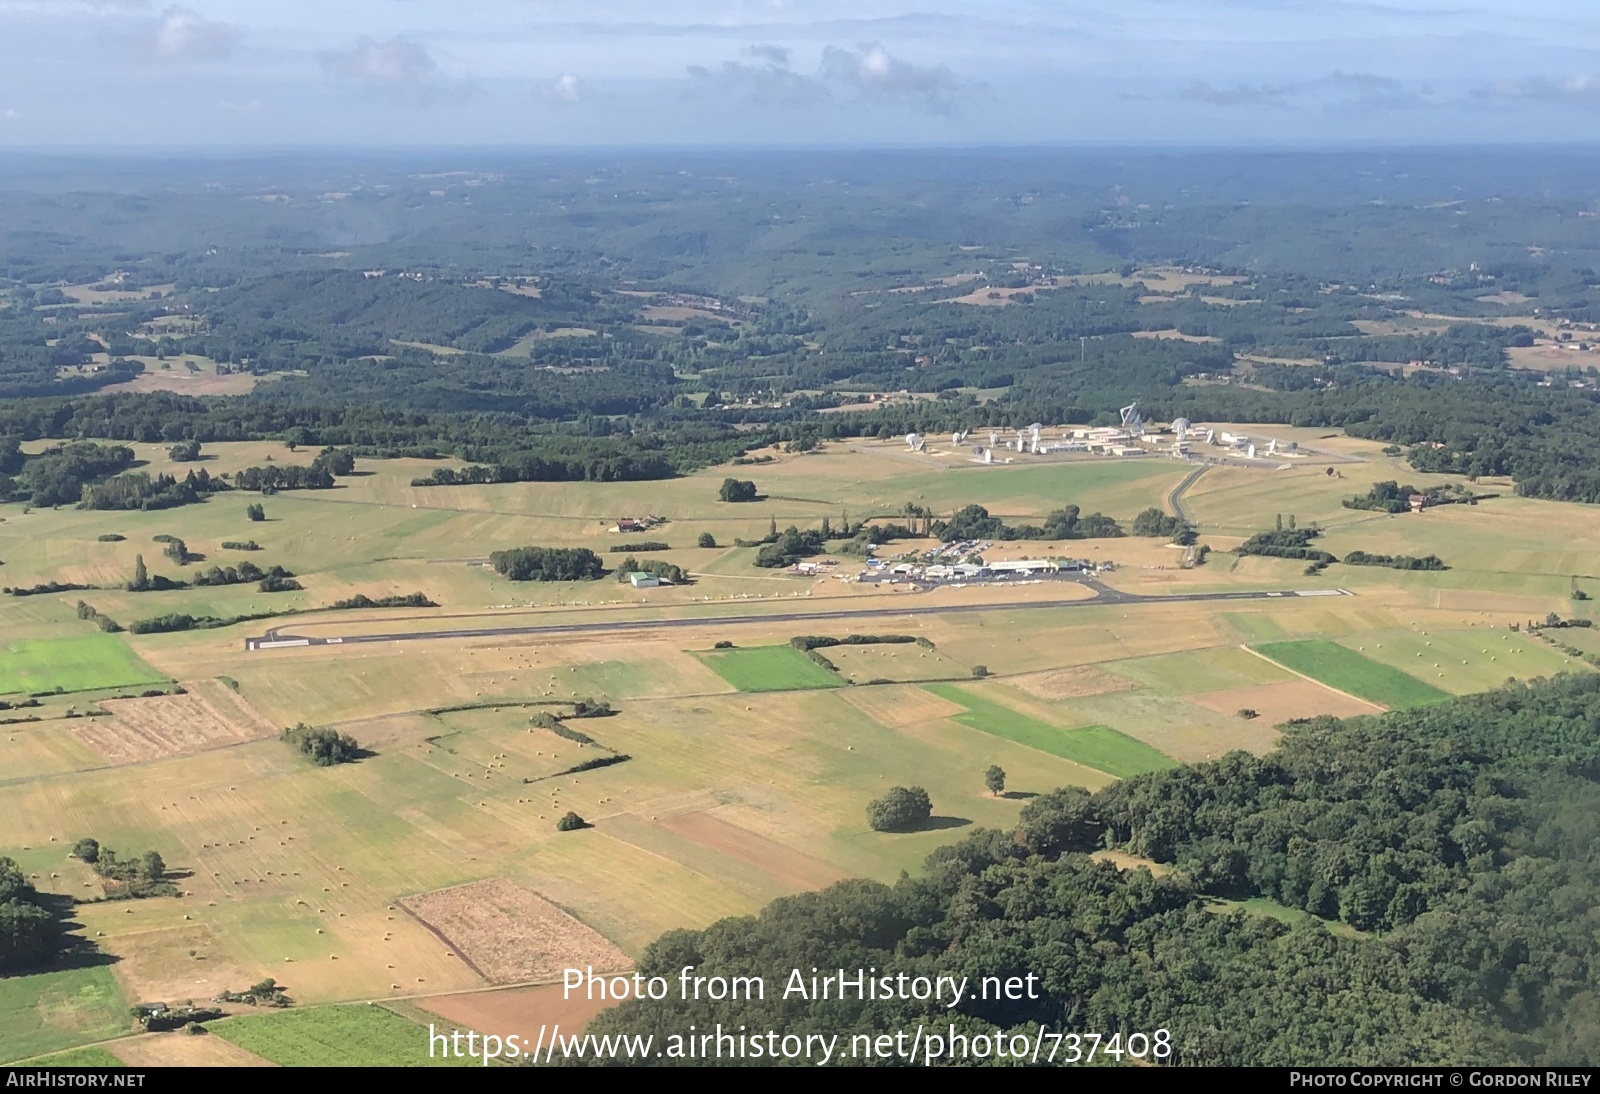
{"left": 2, "top": 1, "right": 1600, "bottom": 149}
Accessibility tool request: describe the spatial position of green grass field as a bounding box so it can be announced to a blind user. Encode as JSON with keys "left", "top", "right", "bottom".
{"left": 0, "top": 965, "right": 130, "bottom": 1064}
{"left": 0, "top": 634, "right": 167, "bottom": 697}
{"left": 1252, "top": 640, "right": 1450, "bottom": 709}
{"left": 210, "top": 1004, "right": 475, "bottom": 1067}
{"left": 926, "top": 684, "right": 1178, "bottom": 778}
{"left": 17, "top": 1046, "right": 125, "bottom": 1067}
{"left": 695, "top": 645, "right": 844, "bottom": 692}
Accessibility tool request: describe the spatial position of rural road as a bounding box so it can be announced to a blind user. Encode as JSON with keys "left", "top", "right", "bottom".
{"left": 244, "top": 581, "right": 1352, "bottom": 651}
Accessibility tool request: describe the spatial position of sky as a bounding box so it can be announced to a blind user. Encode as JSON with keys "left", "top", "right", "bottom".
{"left": 2, "top": 0, "right": 1600, "bottom": 148}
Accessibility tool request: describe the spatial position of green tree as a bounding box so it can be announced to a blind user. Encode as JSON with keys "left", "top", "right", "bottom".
{"left": 72, "top": 838, "right": 100, "bottom": 864}
{"left": 719, "top": 478, "right": 758, "bottom": 503}
{"left": 984, "top": 765, "right": 1006, "bottom": 796}
{"left": 282, "top": 723, "right": 361, "bottom": 766}
{"left": 971, "top": 665, "right": 990, "bottom": 678}
{"left": 556, "top": 812, "right": 588, "bottom": 831}
{"left": 866, "top": 786, "right": 933, "bottom": 832}
{"left": 697, "top": 532, "right": 717, "bottom": 549}
{"left": 1017, "top": 786, "right": 1104, "bottom": 855}
{"left": 246, "top": 503, "right": 265, "bottom": 522}
{"left": 141, "top": 851, "right": 166, "bottom": 881}
{"left": 128, "top": 554, "right": 149, "bottom": 592}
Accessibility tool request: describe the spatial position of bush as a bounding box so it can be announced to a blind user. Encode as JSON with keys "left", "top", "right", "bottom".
{"left": 867, "top": 786, "right": 933, "bottom": 832}
{"left": 282, "top": 723, "right": 361, "bottom": 766}
{"left": 608, "top": 541, "right": 669, "bottom": 553}
{"left": 221, "top": 540, "right": 261, "bottom": 551}
{"left": 971, "top": 665, "right": 990, "bottom": 678}
{"left": 258, "top": 570, "right": 303, "bottom": 593}
{"left": 556, "top": 812, "right": 589, "bottom": 832}
{"left": 697, "top": 532, "right": 717, "bottom": 549}
{"left": 97, "top": 533, "right": 125, "bottom": 542}
{"left": 713, "top": 640, "right": 734, "bottom": 649}
{"left": 719, "top": 478, "right": 758, "bottom": 502}
{"left": 1238, "top": 708, "right": 1260, "bottom": 720}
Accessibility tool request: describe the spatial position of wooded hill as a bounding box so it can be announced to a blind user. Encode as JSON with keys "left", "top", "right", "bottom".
{"left": 580, "top": 674, "right": 1600, "bottom": 1066}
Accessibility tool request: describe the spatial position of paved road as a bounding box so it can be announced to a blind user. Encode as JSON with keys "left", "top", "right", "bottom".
{"left": 244, "top": 581, "right": 1352, "bottom": 651}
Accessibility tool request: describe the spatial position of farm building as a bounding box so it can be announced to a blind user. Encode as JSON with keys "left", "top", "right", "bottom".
{"left": 627, "top": 572, "right": 661, "bottom": 588}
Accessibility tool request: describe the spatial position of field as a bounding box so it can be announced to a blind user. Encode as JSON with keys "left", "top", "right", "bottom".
{"left": 1251, "top": 640, "right": 1451, "bottom": 709}
{"left": 210, "top": 1004, "right": 470, "bottom": 1067}
{"left": 2, "top": 430, "right": 1597, "bottom": 1063}
{"left": 695, "top": 646, "right": 845, "bottom": 692}
{"left": 398, "top": 879, "right": 631, "bottom": 985}
{"left": 19, "top": 1046, "right": 126, "bottom": 1067}
{"left": 0, "top": 635, "right": 167, "bottom": 697}
{"left": 0, "top": 966, "right": 129, "bottom": 1064}
{"left": 927, "top": 683, "right": 1178, "bottom": 777}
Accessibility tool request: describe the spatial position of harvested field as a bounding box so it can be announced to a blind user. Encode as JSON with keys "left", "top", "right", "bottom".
{"left": 839, "top": 684, "right": 965, "bottom": 728}
{"left": 658, "top": 810, "right": 849, "bottom": 892}
{"left": 108, "top": 1031, "right": 275, "bottom": 1068}
{"left": 1189, "top": 680, "right": 1382, "bottom": 725}
{"left": 72, "top": 683, "right": 278, "bottom": 765}
{"left": 1010, "top": 666, "right": 1139, "bottom": 701}
{"left": 416, "top": 983, "right": 616, "bottom": 1043}
{"left": 399, "top": 879, "right": 630, "bottom": 986}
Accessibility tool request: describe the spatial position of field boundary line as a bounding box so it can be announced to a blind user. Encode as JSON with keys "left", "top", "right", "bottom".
{"left": 1238, "top": 645, "right": 1387, "bottom": 712}
{"left": 393, "top": 900, "right": 495, "bottom": 986}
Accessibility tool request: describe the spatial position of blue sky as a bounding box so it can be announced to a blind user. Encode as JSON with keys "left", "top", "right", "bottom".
{"left": 1, "top": 0, "right": 1598, "bottom": 147}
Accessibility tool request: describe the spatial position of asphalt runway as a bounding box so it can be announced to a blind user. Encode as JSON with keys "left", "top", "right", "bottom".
{"left": 244, "top": 581, "right": 1351, "bottom": 651}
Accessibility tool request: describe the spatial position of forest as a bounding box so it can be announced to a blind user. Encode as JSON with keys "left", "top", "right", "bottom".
{"left": 6, "top": 149, "right": 1600, "bottom": 501}
{"left": 577, "top": 673, "right": 1600, "bottom": 1067}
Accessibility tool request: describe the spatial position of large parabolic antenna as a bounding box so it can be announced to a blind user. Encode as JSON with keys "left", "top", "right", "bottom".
{"left": 1120, "top": 401, "right": 1145, "bottom": 437}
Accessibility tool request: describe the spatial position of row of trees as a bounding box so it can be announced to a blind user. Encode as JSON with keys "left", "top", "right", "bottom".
{"left": 932, "top": 503, "right": 1124, "bottom": 543}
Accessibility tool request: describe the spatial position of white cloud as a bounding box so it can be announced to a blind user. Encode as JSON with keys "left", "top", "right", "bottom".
{"left": 819, "top": 42, "right": 966, "bottom": 113}
{"left": 0, "top": 107, "right": 20, "bottom": 121}
{"left": 689, "top": 40, "right": 971, "bottom": 114}
{"left": 1477, "top": 74, "right": 1600, "bottom": 104}
{"left": 144, "top": 5, "right": 234, "bottom": 62}
{"left": 543, "top": 73, "right": 582, "bottom": 103}
{"left": 1176, "top": 71, "right": 1431, "bottom": 112}
{"left": 319, "top": 35, "right": 475, "bottom": 105}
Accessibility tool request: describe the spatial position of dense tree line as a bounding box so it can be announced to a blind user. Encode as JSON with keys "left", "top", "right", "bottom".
{"left": 1343, "top": 551, "right": 1448, "bottom": 570}
{"left": 581, "top": 674, "right": 1600, "bottom": 1066}
{"left": 932, "top": 503, "right": 1123, "bottom": 543}
{"left": 1234, "top": 528, "right": 1336, "bottom": 563}
{"left": 489, "top": 546, "right": 606, "bottom": 582}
